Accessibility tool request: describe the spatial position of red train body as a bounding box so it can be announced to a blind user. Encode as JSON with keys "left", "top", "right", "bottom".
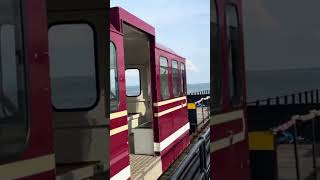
{"left": 210, "top": 0, "right": 251, "bottom": 179}
{"left": 110, "top": 7, "right": 190, "bottom": 179}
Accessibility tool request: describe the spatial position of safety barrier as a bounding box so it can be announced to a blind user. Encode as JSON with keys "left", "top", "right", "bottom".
{"left": 249, "top": 131, "right": 278, "bottom": 180}
{"left": 169, "top": 129, "right": 210, "bottom": 180}
{"left": 270, "top": 110, "right": 320, "bottom": 180}
{"left": 187, "top": 96, "right": 210, "bottom": 134}
{"left": 247, "top": 89, "right": 320, "bottom": 106}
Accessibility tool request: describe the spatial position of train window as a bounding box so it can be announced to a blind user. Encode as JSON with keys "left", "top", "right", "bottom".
{"left": 49, "top": 24, "right": 98, "bottom": 110}
{"left": 125, "top": 69, "right": 141, "bottom": 97}
{"left": 181, "top": 63, "right": 186, "bottom": 95}
{"left": 172, "top": 60, "right": 179, "bottom": 97}
{"left": 160, "top": 57, "right": 170, "bottom": 100}
{"left": 211, "top": 0, "right": 222, "bottom": 110}
{"left": 0, "top": 0, "right": 28, "bottom": 157}
{"left": 226, "top": 4, "right": 242, "bottom": 106}
{"left": 110, "top": 42, "right": 119, "bottom": 112}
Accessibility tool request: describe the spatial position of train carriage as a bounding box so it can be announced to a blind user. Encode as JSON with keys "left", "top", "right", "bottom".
{"left": 0, "top": 0, "right": 108, "bottom": 179}
{"left": 211, "top": 0, "right": 251, "bottom": 179}
{"left": 110, "top": 7, "right": 190, "bottom": 180}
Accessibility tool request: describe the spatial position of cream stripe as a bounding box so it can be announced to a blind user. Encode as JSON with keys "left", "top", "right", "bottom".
{"left": 154, "top": 123, "right": 190, "bottom": 152}
{"left": 110, "top": 110, "right": 128, "bottom": 120}
{"left": 110, "top": 125, "right": 128, "bottom": 136}
{"left": 154, "top": 103, "right": 187, "bottom": 117}
{"left": 210, "top": 110, "right": 246, "bottom": 153}
{"left": 153, "top": 96, "right": 186, "bottom": 107}
{"left": 210, "top": 110, "right": 244, "bottom": 126}
{"left": 210, "top": 132, "right": 245, "bottom": 153}
{"left": 110, "top": 165, "right": 131, "bottom": 180}
{"left": 0, "top": 154, "right": 55, "bottom": 180}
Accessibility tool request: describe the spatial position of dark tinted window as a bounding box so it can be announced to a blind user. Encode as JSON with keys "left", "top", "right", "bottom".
{"left": 211, "top": 0, "right": 222, "bottom": 110}
{"left": 0, "top": 0, "right": 28, "bottom": 157}
{"left": 226, "top": 5, "right": 242, "bottom": 105}
{"left": 181, "top": 63, "right": 186, "bottom": 95}
{"left": 160, "top": 57, "right": 170, "bottom": 100}
{"left": 172, "top": 60, "right": 179, "bottom": 97}
{"left": 49, "top": 24, "right": 98, "bottom": 110}
{"left": 110, "top": 42, "right": 118, "bottom": 112}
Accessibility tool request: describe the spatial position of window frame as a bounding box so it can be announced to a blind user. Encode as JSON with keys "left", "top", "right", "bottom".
{"left": 224, "top": 3, "right": 243, "bottom": 107}
{"left": 171, "top": 60, "right": 180, "bottom": 97}
{"left": 0, "top": 0, "right": 30, "bottom": 162}
{"left": 211, "top": 0, "right": 223, "bottom": 111}
{"left": 110, "top": 41, "right": 119, "bottom": 113}
{"left": 125, "top": 68, "right": 142, "bottom": 97}
{"left": 180, "top": 62, "right": 187, "bottom": 96}
{"left": 159, "top": 56, "right": 171, "bottom": 100}
{"left": 48, "top": 22, "right": 100, "bottom": 112}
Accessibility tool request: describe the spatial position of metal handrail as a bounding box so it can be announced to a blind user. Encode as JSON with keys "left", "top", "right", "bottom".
{"left": 169, "top": 129, "right": 210, "bottom": 180}
{"left": 247, "top": 89, "right": 320, "bottom": 106}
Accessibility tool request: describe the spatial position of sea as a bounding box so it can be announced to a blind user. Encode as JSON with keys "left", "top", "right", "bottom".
{"left": 127, "top": 68, "right": 320, "bottom": 102}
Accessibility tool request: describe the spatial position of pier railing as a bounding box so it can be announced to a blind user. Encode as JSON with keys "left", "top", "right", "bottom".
{"left": 247, "top": 89, "right": 320, "bottom": 106}
{"left": 169, "top": 129, "right": 210, "bottom": 180}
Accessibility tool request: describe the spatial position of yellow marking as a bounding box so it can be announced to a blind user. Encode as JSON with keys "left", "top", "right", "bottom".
{"left": 0, "top": 154, "right": 55, "bottom": 180}
{"left": 153, "top": 96, "right": 186, "bottom": 107}
{"left": 187, "top": 103, "right": 196, "bottom": 109}
{"left": 154, "top": 103, "right": 187, "bottom": 117}
{"left": 110, "top": 125, "right": 129, "bottom": 136}
{"left": 249, "top": 131, "right": 274, "bottom": 150}
{"left": 110, "top": 110, "right": 128, "bottom": 120}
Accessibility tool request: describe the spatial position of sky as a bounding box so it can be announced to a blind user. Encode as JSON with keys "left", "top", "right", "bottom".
{"left": 110, "top": 0, "right": 210, "bottom": 84}
{"left": 243, "top": 0, "right": 320, "bottom": 70}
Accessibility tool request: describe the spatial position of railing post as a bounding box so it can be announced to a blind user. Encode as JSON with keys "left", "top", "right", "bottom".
{"left": 305, "top": 91, "right": 309, "bottom": 104}
{"left": 293, "top": 121, "right": 301, "bottom": 180}
{"left": 316, "top": 89, "right": 319, "bottom": 103}
{"left": 276, "top": 96, "right": 280, "bottom": 105}
{"left": 284, "top": 96, "right": 288, "bottom": 105}
{"left": 312, "top": 116, "right": 317, "bottom": 180}
{"left": 311, "top": 90, "right": 315, "bottom": 104}
{"left": 299, "top": 93, "right": 302, "bottom": 104}
{"left": 292, "top": 94, "right": 296, "bottom": 104}
{"left": 267, "top": 98, "right": 271, "bottom": 105}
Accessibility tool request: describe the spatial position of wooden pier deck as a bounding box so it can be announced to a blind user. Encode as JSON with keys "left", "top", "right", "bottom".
{"left": 277, "top": 144, "right": 320, "bottom": 180}
{"left": 130, "top": 154, "right": 162, "bottom": 180}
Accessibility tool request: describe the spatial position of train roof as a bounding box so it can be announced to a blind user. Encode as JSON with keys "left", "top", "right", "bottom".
{"left": 110, "top": 7, "right": 155, "bottom": 36}
{"left": 155, "top": 43, "right": 185, "bottom": 60}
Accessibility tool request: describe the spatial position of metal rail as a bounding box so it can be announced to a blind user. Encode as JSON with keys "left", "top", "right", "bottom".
{"left": 247, "top": 89, "right": 320, "bottom": 106}
{"left": 169, "top": 129, "right": 210, "bottom": 180}
{"left": 272, "top": 110, "right": 320, "bottom": 180}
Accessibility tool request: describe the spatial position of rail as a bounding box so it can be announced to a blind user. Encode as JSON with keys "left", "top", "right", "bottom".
{"left": 247, "top": 89, "right": 320, "bottom": 106}
{"left": 196, "top": 96, "right": 211, "bottom": 125}
{"left": 169, "top": 129, "right": 210, "bottom": 180}
{"left": 271, "top": 109, "right": 320, "bottom": 180}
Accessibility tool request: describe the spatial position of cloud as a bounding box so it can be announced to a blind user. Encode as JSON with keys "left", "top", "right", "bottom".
{"left": 186, "top": 60, "right": 199, "bottom": 73}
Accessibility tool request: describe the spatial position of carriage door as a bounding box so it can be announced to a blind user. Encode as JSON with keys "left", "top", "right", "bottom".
{"left": 0, "top": 0, "right": 55, "bottom": 179}
{"left": 210, "top": 1, "right": 250, "bottom": 180}
{"left": 110, "top": 29, "right": 131, "bottom": 180}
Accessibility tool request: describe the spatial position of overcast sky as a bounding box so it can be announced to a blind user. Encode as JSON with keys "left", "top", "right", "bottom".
{"left": 110, "top": 0, "right": 210, "bottom": 84}
{"left": 243, "top": 0, "right": 320, "bottom": 70}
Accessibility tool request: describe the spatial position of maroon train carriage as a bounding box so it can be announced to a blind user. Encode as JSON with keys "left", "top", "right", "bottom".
{"left": 110, "top": 7, "right": 190, "bottom": 180}
{"left": 0, "top": 0, "right": 109, "bottom": 179}
{"left": 210, "top": 0, "right": 251, "bottom": 180}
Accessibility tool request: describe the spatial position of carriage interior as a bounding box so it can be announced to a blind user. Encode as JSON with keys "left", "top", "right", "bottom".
{"left": 47, "top": 0, "right": 108, "bottom": 178}
{"left": 123, "top": 23, "right": 155, "bottom": 155}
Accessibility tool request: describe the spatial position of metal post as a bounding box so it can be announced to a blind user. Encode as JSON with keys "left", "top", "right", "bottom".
{"left": 201, "top": 101, "right": 205, "bottom": 124}
{"left": 293, "top": 122, "right": 301, "bottom": 180}
{"left": 312, "top": 117, "right": 317, "bottom": 180}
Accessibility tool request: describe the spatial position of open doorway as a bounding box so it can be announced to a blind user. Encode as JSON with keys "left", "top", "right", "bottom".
{"left": 123, "top": 23, "right": 154, "bottom": 155}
